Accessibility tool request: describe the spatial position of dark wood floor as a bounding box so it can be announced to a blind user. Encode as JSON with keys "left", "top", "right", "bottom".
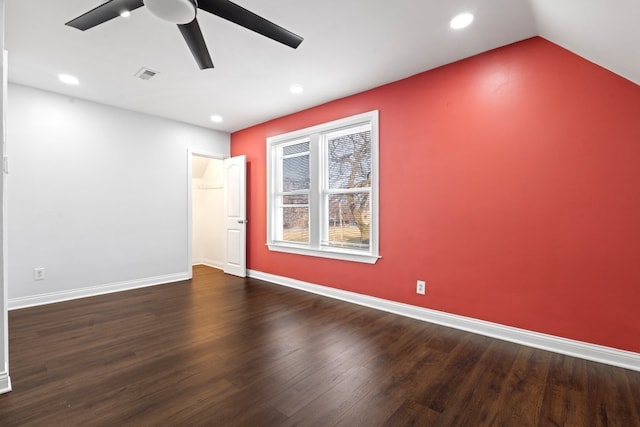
{"left": 0, "top": 266, "right": 638, "bottom": 426}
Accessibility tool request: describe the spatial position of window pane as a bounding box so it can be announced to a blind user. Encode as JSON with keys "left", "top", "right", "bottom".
{"left": 282, "top": 206, "right": 309, "bottom": 243}
{"left": 326, "top": 193, "right": 370, "bottom": 250}
{"left": 282, "top": 155, "right": 309, "bottom": 191}
{"left": 283, "top": 141, "right": 309, "bottom": 156}
{"left": 327, "top": 129, "right": 371, "bottom": 190}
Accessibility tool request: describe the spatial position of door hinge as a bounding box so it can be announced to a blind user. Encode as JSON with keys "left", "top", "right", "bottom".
{"left": 3, "top": 156, "right": 7, "bottom": 174}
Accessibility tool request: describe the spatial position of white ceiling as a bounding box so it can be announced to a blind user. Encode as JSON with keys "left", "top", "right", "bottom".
{"left": 5, "top": 0, "right": 640, "bottom": 133}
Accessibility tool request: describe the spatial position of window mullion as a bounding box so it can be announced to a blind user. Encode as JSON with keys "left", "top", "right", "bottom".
{"left": 324, "top": 187, "right": 371, "bottom": 195}
{"left": 269, "top": 147, "right": 280, "bottom": 242}
{"left": 309, "top": 134, "right": 321, "bottom": 249}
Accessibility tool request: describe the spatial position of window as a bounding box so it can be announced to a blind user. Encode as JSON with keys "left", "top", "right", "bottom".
{"left": 267, "top": 111, "right": 379, "bottom": 264}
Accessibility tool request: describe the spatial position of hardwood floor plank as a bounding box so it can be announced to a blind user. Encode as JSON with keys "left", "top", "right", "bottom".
{"left": 0, "top": 266, "right": 639, "bottom": 426}
{"left": 383, "top": 400, "right": 440, "bottom": 426}
{"left": 415, "top": 333, "right": 493, "bottom": 413}
{"left": 282, "top": 365, "right": 374, "bottom": 426}
{"left": 538, "top": 352, "right": 589, "bottom": 426}
{"left": 492, "top": 345, "right": 552, "bottom": 426}
{"left": 332, "top": 387, "right": 408, "bottom": 427}
{"left": 431, "top": 339, "right": 520, "bottom": 426}
{"left": 587, "top": 361, "right": 640, "bottom": 427}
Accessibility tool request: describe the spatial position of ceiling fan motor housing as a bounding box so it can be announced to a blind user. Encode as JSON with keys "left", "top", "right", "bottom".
{"left": 65, "top": 0, "right": 303, "bottom": 70}
{"left": 144, "top": 0, "right": 197, "bottom": 24}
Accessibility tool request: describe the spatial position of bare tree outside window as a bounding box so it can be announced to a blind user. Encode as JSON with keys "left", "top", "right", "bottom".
{"left": 326, "top": 129, "right": 372, "bottom": 249}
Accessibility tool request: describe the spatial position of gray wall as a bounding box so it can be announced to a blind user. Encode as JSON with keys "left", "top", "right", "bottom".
{"left": 7, "top": 83, "right": 229, "bottom": 307}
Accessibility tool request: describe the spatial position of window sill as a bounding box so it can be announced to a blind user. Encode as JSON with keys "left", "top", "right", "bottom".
{"left": 267, "top": 243, "right": 380, "bottom": 264}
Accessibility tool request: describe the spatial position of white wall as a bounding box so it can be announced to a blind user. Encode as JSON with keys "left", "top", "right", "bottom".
{"left": 192, "top": 157, "right": 224, "bottom": 268}
{"left": 7, "top": 83, "right": 229, "bottom": 307}
{"left": 192, "top": 176, "right": 205, "bottom": 263}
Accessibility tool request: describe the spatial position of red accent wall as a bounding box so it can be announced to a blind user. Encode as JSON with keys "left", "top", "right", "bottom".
{"left": 231, "top": 37, "right": 640, "bottom": 353}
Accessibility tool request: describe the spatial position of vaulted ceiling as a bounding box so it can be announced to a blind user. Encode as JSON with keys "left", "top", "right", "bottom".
{"left": 5, "top": 0, "right": 640, "bottom": 133}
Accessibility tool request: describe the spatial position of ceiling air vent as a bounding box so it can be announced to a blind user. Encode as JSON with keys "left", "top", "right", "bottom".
{"left": 134, "top": 67, "right": 159, "bottom": 80}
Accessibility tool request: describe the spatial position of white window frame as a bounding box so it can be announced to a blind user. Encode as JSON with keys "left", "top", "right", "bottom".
{"left": 267, "top": 110, "right": 380, "bottom": 264}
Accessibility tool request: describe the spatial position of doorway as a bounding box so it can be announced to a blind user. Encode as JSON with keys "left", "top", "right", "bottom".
{"left": 190, "top": 154, "right": 225, "bottom": 273}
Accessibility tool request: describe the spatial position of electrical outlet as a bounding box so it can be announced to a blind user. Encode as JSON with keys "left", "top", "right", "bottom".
{"left": 416, "top": 280, "right": 426, "bottom": 295}
{"left": 34, "top": 267, "right": 45, "bottom": 281}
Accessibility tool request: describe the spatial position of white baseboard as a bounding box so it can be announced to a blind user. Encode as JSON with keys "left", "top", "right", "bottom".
{"left": 193, "top": 259, "right": 223, "bottom": 270}
{"left": 248, "top": 269, "right": 640, "bottom": 372}
{"left": 8, "top": 272, "right": 190, "bottom": 311}
{"left": 0, "top": 372, "right": 11, "bottom": 394}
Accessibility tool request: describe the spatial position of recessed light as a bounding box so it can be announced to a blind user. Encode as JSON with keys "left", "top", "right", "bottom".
{"left": 289, "top": 84, "right": 304, "bottom": 94}
{"left": 120, "top": 10, "right": 131, "bottom": 18}
{"left": 58, "top": 74, "right": 79, "bottom": 85}
{"left": 210, "top": 115, "right": 223, "bottom": 123}
{"left": 450, "top": 13, "right": 474, "bottom": 30}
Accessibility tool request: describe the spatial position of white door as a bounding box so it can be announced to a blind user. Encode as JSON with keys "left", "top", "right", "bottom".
{"left": 223, "top": 155, "right": 247, "bottom": 277}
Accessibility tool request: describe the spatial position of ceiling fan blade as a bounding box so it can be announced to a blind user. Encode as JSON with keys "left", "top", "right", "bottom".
{"left": 178, "top": 19, "right": 215, "bottom": 69}
{"left": 66, "top": 0, "right": 144, "bottom": 31}
{"left": 198, "top": 0, "right": 303, "bottom": 49}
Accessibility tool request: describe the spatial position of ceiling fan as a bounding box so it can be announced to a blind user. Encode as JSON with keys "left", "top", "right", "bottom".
{"left": 65, "top": 0, "right": 304, "bottom": 70}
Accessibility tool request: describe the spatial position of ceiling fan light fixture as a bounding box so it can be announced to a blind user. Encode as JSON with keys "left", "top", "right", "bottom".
{"left": 144, "top": 0, "right": 197, "bottom": 25}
